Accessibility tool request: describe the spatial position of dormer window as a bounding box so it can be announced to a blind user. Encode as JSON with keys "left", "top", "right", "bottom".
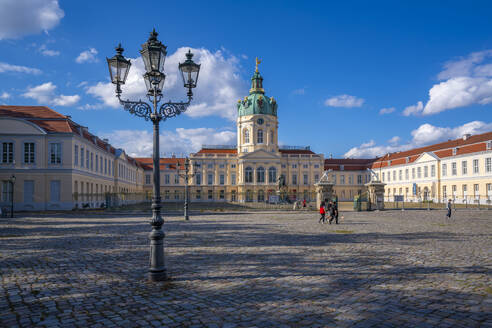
{"left": 406, "top": 156, "right": 410, "bottom": 163}
{"left": 452, "top": 148, "right": 458, "bottom": 156}
{"left": 487, "top": 141, "right": 492, "bottom": 150}
{"left": 387, "top": 160, "right": 391, "bottom": 166}
{"left": 340, "top": 165, "right": 344, "bottom": 171}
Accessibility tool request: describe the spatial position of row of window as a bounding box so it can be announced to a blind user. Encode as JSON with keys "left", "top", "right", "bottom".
{"left": 74, "top": 144, "right": 114, "bottom": 177}
{"left": 382, "top": 158, "right": 492, "bottom": 183}
{"left": 1, "top": 142, "right": 61, "bottom": 165}
{"left": 382, "top": 164, "right": 436, "bottom": 182}
{"left": 73, "top": 180, "right": 116, "bottom": 201}
{"left": 386, "top": 183, "right": 492, "bottom": 198}
{"left": 442, "top": 158, "right": 491, "bottom": 177}
{"left": 443, "top": 184, "right": 492, "bottom": 198}
{"left": 195, "top": 163, "right": 236, "bottom": 168}
{"left": 192, "top": 162, "right": 321, "bottom": 170}
{"left": 195, "top": 173, "right": 236, "bottom": 186}
{"left": 1, "top": 179, "right": 60, "bottom": 202}
{"left": 118, "top": 163, "right": 137, "bottom": 182}
{"left": 243, "top": 128, "right": 274, "bottom": 144}
{"left": 332, "top": 174, "right": 370, "bottom": 185}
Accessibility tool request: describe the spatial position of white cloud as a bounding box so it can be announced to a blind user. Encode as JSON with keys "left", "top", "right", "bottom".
{"left": 39, "top": 44, "right": 59, "bottom": 56}
{"left": 402, "top": 49, "right": 492, "bottom": 116}
{"left": 437, "top": 50, "right": 492, "bottom": 80}
{"left": 51, "top": 95, "right": 80, "bottom": 106}
{"left": 344, "top": 120, "right": 492, "bottom": 158}
{"left": 22, "top": 82, "right": 80, "bottom": 106}
{"left": 86, "top": 47, "right": 246, "bottom": 120}
{"left": 423, "top": 77, "right": 492, "bottom": 115}
{"left": 0, "top": 92, "right": 10, "bottom": 99}
{"left": 324, "top": 94, "right": 364, "bottom": 108}
{"left": 76, "top": 48, "right": 98, "bottom": 63}
{"left": 402, "top": 101, "right": 423, "bottom": 116}
{"left": 0, "top": 0, "right": 64, "bottom": 40}
{"left": 388, "top": 136, "right": 400, "bottom": 145}
{"left": 100, "top": 127, "right": 236, "bottom": 157}
{"left": 379, "top": 107, "right": 395, "bottom": 115}
{"left": 77, "top": 103, "right": 104, "bottom": 110}
{"left": 0, "top": 62, "right": 41, "bottom": 74}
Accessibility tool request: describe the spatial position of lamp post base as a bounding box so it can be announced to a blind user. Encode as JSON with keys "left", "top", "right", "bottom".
{"left": 149, "top": 269, "right": 167, "bottom": 282}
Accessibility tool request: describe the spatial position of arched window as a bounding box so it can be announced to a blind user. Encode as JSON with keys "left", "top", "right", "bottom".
{"left": 244, "top": 129, "right": 250, "bottom": 144}
{"left": 245, "top": 167, "right": 253, "bottom": 183}
{"left": 257, "top": 167, "right": 265, "bottom": 183}
{"left": 257, "top": 129, "right": 263, "bottom": 144}
{"left": 246, "top": 190, "right": 253, "bottom": 202}
{"left": 268, "top": 167, "right": 277, "bottom": 183}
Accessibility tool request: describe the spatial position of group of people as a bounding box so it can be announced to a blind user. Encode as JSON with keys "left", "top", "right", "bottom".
{"left": 319, "top": 199, "right": 339, "bottom": 224}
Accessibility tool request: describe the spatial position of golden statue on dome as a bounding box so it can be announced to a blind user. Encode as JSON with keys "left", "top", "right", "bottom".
{"left": 255, "top": 57, "right": 262, "bottom": 72}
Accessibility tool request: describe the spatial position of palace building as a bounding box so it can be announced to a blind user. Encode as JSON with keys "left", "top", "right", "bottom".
{"left": 371, "top": 132, "right": 492, "bottom": 205}
{"left": 0, "top": 106, "right": 144, "bottom": 211}
{"left": 1, "top": 61, "right": 491, "bottom": 211}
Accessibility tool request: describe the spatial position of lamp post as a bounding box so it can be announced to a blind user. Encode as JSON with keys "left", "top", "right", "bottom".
{"left": 9, "top": 175, "right": 15, "bottom": 218}
{"left": 107, "top": 29, "right": 201, "bottom": 282}
{"left": 178, "top": 157, "right": 195, "bottom": 221}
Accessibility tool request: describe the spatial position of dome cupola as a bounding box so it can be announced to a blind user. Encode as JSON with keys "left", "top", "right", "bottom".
{"left": 237, "top": 58, "right": 278, "bottom": 117}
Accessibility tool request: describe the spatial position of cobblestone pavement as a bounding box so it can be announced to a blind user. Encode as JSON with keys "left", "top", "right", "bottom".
{"left": 1, "top": 209, "right": 491, "bottom": 327}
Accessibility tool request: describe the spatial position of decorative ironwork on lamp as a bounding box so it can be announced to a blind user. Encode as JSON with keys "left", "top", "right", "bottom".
{"left": 106, "top": 29, "right": 201, "bottom": 282}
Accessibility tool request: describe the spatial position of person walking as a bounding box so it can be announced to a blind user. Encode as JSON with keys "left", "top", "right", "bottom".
{"left": 319, "top": 201, "right": 326, "bottom": 224}
{"left": 446, "top": 199, "right": 452, "bottom": 219}
{"left": 333, "top": 199, "right": 339, "bottom": 224}
{"left": 328, "top": 201, "right": 336, "bottom": 224}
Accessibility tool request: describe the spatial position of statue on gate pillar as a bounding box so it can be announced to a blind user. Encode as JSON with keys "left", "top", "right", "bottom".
{"left": 365, "top": 168, "right": 386, "bottom": 210}
{"left": 315, "top": 171, "right": 334, "bottom": 209}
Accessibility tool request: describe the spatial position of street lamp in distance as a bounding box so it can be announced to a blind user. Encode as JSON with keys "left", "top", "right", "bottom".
{"left": 178, "top": 157, "right": 195, "bottom": 221}
{"left": 9, "top": 175, "right": 15, "bottom": 218}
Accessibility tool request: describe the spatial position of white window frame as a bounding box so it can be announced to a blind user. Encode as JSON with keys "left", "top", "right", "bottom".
{"left": 23, "top": 142, "right": 36, "bottom": 164}
{"left": 1, "top": 141, "right": 14, "bottom": 164}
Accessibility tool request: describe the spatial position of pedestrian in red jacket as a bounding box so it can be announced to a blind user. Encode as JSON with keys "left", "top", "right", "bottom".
{"left": 319, "top": 201, "right": 326, "bottom": 224}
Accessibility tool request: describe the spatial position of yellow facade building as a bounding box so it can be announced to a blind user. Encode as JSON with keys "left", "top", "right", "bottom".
{"left": 0, "top": 106, "right": 144, "bottom": 211}
{"left": 371, "top": 133, "right": 492, "bottom": 205}
{"left": 1, "top": 65, "right": 491, "bottom": 211}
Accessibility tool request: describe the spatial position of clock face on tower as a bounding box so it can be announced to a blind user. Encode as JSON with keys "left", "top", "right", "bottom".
{"left": 257, "top": 118, "right": 264, "bottom": 125}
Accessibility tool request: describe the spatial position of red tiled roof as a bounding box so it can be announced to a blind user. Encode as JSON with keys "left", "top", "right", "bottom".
{"left": 371, "top": 131, "right": 492, "bottom": 168}
{"left": 324, "top": 158, "right": 375, "bottom": 171}
{"left": 134, "top": 157, "right": 186, "bottom": 170}
{"left": 279, "top": 149, "right": 315, "bottom": 154}
{"left": 196, "top": 148, "right": 237, "bottom": 154}
{"left": 1, "top": 105, "right": 118, "bottom": 157}
{"left": 324, "top": 158, "right": 375, "bottom": 165}
{"left": 0, "top": 105, "right": 67, "bottom": 119}
{"left": 26, "top": 119, "right": 73, "bottom": 133}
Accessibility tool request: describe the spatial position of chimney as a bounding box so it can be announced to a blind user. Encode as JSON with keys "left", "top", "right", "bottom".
{"left": 103, "top": 138, "right": 109, "bottom": 143}
{"left": 462, "top": 134, "right": 471, "bottom": 141}
{"left": 330, "top": 153, "right": 333, "bottom": 159}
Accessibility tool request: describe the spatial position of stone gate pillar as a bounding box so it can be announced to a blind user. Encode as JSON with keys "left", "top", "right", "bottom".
{"left": 365, "top": 181, "right": 386, "bottom": 210}
{"left": 315, "top": 172, "right": 334, "bottom": 209}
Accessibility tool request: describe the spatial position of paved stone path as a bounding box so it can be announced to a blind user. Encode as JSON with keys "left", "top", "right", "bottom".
{"left": 1, "top": 209, "right": 491, "bottom": 327}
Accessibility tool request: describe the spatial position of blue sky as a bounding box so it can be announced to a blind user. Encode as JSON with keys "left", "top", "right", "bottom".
{"left": 1, "top": 0, "right": 492, "bottom": 158}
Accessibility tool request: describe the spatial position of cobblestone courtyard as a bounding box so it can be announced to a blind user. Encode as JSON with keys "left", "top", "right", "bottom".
{"left": 1, "top": 209, "right": 491, "bottom": 328}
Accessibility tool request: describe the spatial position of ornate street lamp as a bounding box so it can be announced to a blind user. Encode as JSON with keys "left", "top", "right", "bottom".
{"left": 178, "top": 157, "right": 195, "bottom": 221}
{"left": 107, "top": 29, "right": 201, "bottom": 282}
{"left": 9, "top": 175, "right": 15, "bottom": 218}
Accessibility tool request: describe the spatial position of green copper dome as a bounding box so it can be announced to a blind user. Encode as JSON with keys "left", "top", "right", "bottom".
{"left": 237, "top": 64, "right": 278, "bottom": 117}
